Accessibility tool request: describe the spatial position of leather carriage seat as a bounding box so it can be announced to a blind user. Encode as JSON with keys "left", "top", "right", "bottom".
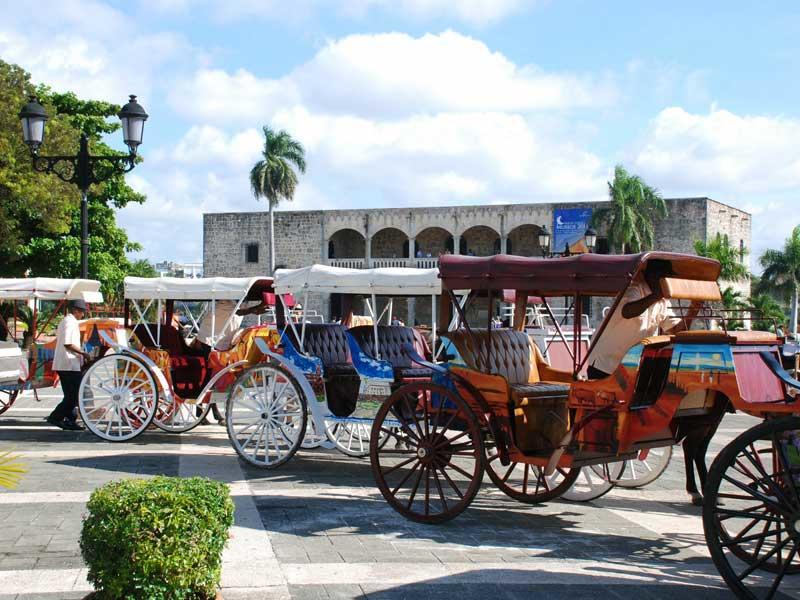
{"left": 285, "top": 323, "right": 360, "bottom": 417}
{"left": 444, "top": 328, "right": 571, "bottom": 403}
{"left": 671, "top": 329, "right": 779, "bottom": 345}
{"left": 132, "top": 324, "right": 208, "bottom": 398}
{"left": 347, "top": 325, "right": 432, "bottom": 380}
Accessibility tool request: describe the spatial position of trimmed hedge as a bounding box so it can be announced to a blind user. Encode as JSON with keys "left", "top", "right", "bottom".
{"left": 80, "top": 476, "right": 234, "bottom": 600}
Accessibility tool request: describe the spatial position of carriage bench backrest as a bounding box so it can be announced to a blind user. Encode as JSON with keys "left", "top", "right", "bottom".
{"left": 132, "top": 323, "right": 201, "bottom": 356}
{"left": 347, "top": 325, "right": 430, "bottom": 368}
{"left": 444, "top": 328, "right": 544, "bottom": 385}
{"left": 285, "top": 323, "right": 351, "bottom": 368}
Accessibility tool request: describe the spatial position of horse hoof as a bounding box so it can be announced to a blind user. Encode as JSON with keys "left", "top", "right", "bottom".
{"left": 690, "top": 493, "right": 704, "bottom": 506}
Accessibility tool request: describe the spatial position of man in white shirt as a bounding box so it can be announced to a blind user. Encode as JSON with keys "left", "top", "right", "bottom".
{"left": 47, "top": 300, "right": 90, "bottom": 430}
{"left": 588, "top": 261, "right": 699, "bottom": 379}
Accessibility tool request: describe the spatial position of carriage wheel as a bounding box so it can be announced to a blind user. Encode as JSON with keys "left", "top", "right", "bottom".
{"left": 153, "top": 397, "right": 211, "bottom": 433}
{"left": 562, "top": 460, "right": 625, "bottom": 502}
{"left": 325, "top": 420, "right": 390, "bottom": 457}
{"left": 78, "top": 354, "right": 158, "bottom": 442}
{"left": 704, "top": 416, "right": 800, "bottom": 600}
{"left": 0, "top": 389, "right": 19, "bottom": 416}
{"left": 609, "top": 446, "right": 673, "bottom": 489}
{"left": 226, "top": 363, "right": 307, "bottom": 469}
{"left": 484, "top": 444, "right": 580, "bottom": 504}
{"left": 370, "top": 383, "right": 484, "bottom": 524}
{"left": 301, "top": 408, "right": 326, "bottom": 449}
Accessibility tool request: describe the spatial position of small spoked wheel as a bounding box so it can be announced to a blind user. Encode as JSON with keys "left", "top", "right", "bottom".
{"left": 484, "top": 445, "right": 580, "bottom": 503}
{"left": 0, "top": 389, "right": 19, "bottom": 416}
{"left": 565, "top": 461, "right": 625, "bottom": 502}
{"left": 370, "top": 383, "right": 484, "bottom": 524}
{"left": 612, "top": 446, "right": 673, "bottom": 489}
{"left": 153, "top": 397, "right": 211, "bottom": 433}
{"left": 301, "top": 408, "right": 327, "bottom": 449}
{"left": 704, "top": 416, "right": 800, "bottom": 600}
{"left": 78, "top": 354, "right": 158, "bottom": 441}
{"left": 226, "top": 363, "right": 307, "bottom": 469}
{"left": 325, "top": 419, "right": 388, "bottom": 457}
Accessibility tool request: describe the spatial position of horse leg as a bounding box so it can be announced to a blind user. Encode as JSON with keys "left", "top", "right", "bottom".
{"left": 683, "top": 433, "right": 703, "bottom": 506}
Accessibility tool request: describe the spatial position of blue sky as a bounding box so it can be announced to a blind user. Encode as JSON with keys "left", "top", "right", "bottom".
{"left": 2, "top": 0, "right": 798, "bottom": 268}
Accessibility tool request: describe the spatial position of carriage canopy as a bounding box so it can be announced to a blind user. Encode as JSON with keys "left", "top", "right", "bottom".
{"left": 439, "top": 252, "right": 721, "bottom": 299}
{"left": 274, "top": 265, "right": 441, "bottom": 296}
{"left": 0, "top": 278, "right": 103, "bottom": 303}
{"left": 124, "top": 276, "right": 273, "bottom": 301}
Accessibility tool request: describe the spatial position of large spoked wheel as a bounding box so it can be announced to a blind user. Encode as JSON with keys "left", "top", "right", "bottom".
{"left": 301, "top": 409, "right": 327, "bottom": 449}
{"left": 0, "top": 389, "right": 19, "bottom": 416}
{"left": 484, "top": 444, "right": 580, "bottom": 503}
{"left": 370, "top": 383, "right": 484, "bottom": 524}
{"left": 564, "top": 461, "right": 625, "bottom": 502}
{"left": 704, "top": 417, "right": 800, "bottom": 600}
{"left": 325, "top": 419, "right": 389, "bottom": 457}
{"left": 226, "top": 363, "right": 307, "bottom": 469}
{"left": 153, "top": 397, "right": 211, "bottom": 433}
{"left": 78, "top": 354, "right": 158, "bottom": 442}
{"left": 611, "top": 446, "right": 673, "bottom": 489}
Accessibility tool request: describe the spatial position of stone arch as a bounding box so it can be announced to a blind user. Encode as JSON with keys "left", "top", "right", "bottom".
{"left": 328, "top": 228, "right": 366, "bottom": 259}
{"left": 507, "top": 224, "right": 544, "bottom": 257}
{"left": 415, "top": 226, "right": 453, "bottom": 258}
{"left": 371, "top": 227, "right": 409, "bottom": 258}
{"left": 461, "top": 225, "right": 500, "bottom": 257}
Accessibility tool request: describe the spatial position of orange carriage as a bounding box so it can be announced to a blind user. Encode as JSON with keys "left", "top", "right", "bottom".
{"left": 368, "top": 252, "right": 800, "bottom": 599}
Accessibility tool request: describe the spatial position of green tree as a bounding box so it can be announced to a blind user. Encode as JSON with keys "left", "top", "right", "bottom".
{"left": 760, "top": 225, "right": 800, "bottom": 336}
{"left": 721, "top": 286, "right": 745, "bottom": 329}
{"left": 249, "top": 126, "right": 306, "bottom": 273}
{"left": 0, "top": 59, "right": 148, "bottom": 298}
{"left": 749, "top": 293, "right": 786, "bottom": 332}
{"left": 694, "top": 233, "right": 749, "bottom": 283}
{"left": 591, "top": 164, "right": 667, "bottom": 253}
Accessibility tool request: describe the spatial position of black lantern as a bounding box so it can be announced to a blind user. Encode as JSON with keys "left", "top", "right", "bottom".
{"left": 18, "top": 97, "right": 48, "bottom": 151}
{"left": 584, "top": 227, "right": 597, "bottom": 252}
{"left": 118, "top": 95, "right": 149, "bottom": 154}
{"left": 538, "top": 225, "right": 551, "bottom": 253}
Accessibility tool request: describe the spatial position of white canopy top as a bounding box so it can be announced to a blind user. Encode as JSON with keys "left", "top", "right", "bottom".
{"left": 0, "top": 278, "right": 103, "bottom": 303}
{"left": 274, "top": 265, "right": 441, "bottom": 296}
{"left": 124, "top": 276, "right": 271, "bottom": 300}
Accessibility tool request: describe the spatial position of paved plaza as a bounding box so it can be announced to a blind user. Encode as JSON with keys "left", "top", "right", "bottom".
{"left": 1, "top": 389, "right": 799, "bottom": 599}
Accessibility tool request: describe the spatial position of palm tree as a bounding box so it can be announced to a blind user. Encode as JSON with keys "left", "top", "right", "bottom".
{"left": 694, "top": 233, "right": 749, "bottom": 282}
{"left": 749, "top": 293, "right": 786, "bottom": 332}
{"left": 760, "top": 225, "right": 800, "bottom": 336}
{"left": 591, "top": 164, "right": 667, "bottom": 253}
{"left": 721, "top": 286, "right": 745, "bottom": 329}
{"left": 249, "top": 126, "right": 306, "bottom": 274}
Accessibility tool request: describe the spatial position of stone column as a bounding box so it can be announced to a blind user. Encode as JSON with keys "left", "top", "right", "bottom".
{"left": 453, "top": 234, "right": 461, "bottom": 255}
{"left": 364, "top": 215, "right": 371, "bottom": 268}
{"left": 500, "top": 236, "right": 508, "bottom": 254}
{"left": 408, "top": 235, "right": 416, "bottom": 264}
{"left": 408, "top": 298, "right": 416, "bottom": 327}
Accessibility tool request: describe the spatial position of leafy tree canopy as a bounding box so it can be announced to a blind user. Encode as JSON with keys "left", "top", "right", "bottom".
{"left": 591, "top": 164, "right": 667, "bottom": 253}
{"left": 0, "top": 59, "right": 149, "bottom": 300}
{"left": 694, "top": 233, "right": 749, "bottom": 283}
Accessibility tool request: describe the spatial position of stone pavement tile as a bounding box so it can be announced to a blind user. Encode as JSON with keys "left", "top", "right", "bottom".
{"left": 35, "top": 556, "right": 85, "bottom": 569}
{"left": 506, "top": 584, "right": 629, "bottom": 600}
{"left": 362, "top": 583, "right": 514, "bottom": 600}
{"left": 0, "top": 557, "right": 37, "bottom": 570}
{"left": 289, "top": 584, "right": 330, "bottom": 600}
{"left": 306, "top": 553, "right": 345, "bottom": 564}
{"left": 633, "top": 585, "right": 742, "bottom": 600}
{"left": 14, "top": 594, "right": 87, "bottom": 600}
{"left": 223, "top": 586, "right": 292, "bottom": 600}
{"left": 324, "top": 584, "right": 367, "bottom": 599}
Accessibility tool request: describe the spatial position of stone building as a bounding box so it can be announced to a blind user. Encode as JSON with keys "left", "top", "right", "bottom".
{"left": 204, "top": 197, "right": 751, "bottom": 323}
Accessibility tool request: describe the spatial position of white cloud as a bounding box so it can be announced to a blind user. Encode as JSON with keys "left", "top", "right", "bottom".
{"left": 341, "top": 0, "right": 534, "bottom": 26}
{"left": 633, "top": 106, "right": 800, "bottom": 193}
{"left": 172, "top": 125, "right": 263, "bottom": 167}
{"left": 172, "top": 31, "right": 617, "bottom": 124}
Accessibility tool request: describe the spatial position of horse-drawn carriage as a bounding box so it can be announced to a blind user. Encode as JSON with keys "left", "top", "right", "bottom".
{"left": 225, "top": 265, "right": 444, "bottom": 467}
{"left": 77, "top": 276, "right": 281, "bottom": 441}
{"left": 0, "top": 278, "right": 105, "bottom": 416}
{"left": 368, "top": 251, "right": 800, "bottom": 599}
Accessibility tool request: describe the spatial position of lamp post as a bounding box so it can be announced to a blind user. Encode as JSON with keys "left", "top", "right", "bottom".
{"left": 18, "top": 95, "right": 148, "bottom": 279}
{"left": 538, "top": 225, "right": 597, "bottom": 258}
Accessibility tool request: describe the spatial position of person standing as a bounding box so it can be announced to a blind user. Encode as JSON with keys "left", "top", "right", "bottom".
{"left": 47, "top": 300, "right": 89, "bottom": 430}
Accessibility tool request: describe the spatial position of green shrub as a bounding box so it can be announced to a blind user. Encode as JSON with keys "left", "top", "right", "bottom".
{"left": 80, "top": 476, "right": 234, "bottom": 600}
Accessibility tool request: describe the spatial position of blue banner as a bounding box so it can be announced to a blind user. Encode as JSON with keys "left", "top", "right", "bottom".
{"left": 553, "top": 208, "right": 593, "bottom": 254}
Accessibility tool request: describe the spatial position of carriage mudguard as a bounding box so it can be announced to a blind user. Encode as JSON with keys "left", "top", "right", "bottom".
{"left": 278, "top": 331, "right": 323, "bottom": 377}
{"left": 345, "top": 334, "right": 394, "bottom": 381}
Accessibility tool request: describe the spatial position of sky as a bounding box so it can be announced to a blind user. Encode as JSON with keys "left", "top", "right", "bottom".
{"left": 1, "top": 0, "right": 799, "bottom": 270}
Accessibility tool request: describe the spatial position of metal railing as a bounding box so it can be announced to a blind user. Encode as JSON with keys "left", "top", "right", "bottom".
{"left": 327, "top": 257, "right": 439, "bottom": 269}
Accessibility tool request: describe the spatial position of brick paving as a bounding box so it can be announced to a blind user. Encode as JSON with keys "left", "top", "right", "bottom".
{"left": 1, "top": 389, "right": 799, "bottom": 599}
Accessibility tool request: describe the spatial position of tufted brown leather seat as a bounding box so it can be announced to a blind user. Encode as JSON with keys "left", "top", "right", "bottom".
{"left": 443, "top": 328, "right": 571, "bottom": 401}
{"left": 284, "top": 323, "right": 360, "bottom": 417}
{"left": 133, "top": 324, "right": 208, "bottom": 397}
{"left": 348, "top": 325, "right": 432, "bottom": 381}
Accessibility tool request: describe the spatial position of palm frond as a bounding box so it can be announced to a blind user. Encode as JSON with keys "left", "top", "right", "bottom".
{"left": 0, "top": 449, "right": 27, "bottom": 490}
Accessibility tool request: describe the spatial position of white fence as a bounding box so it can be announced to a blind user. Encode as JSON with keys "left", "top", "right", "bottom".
{"left": 328, "top": 258, "right": 439, "bottom": 269}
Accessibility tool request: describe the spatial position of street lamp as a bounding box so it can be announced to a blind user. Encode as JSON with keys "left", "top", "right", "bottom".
{"left": 538, "top": 226, "right": 551, "bottom": 258}
{"left": 19, "top": 95, "right": 148, "bottom": 278}
{"left": 584, "top": 227, "right": 597, "bottom": 253}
